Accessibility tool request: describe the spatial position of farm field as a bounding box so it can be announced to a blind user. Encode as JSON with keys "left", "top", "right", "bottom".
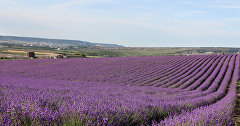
{"left": 0, "top": 49, "right": 60, "bottom": 59}
{"left": 0, "top": 54, "right": 239, "bottom": 125}
{"left": 1, "top": 43, "right": 240, "bottom": 59}
{"left": 1, "top": 50, "right": 58, "bottom": 56}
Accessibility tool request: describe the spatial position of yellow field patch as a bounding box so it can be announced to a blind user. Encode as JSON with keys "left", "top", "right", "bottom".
{"left": 1, "top": 50, "right": 58, "bottom": 55}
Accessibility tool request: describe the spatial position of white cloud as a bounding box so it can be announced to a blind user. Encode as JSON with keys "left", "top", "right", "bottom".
{"left": 49, "top": 0, "right": 114, "bottom": 8}
{"left": 174, "top": 10, "right": 205, "bottom": 17}
{"left": 1, "top": 0, "right": 240, "bottom": 47}
{"left": 0, "top": 0, "right": 17, "bottom": 7}
{"left": 182, "top": 1, "right": 194, "bottom": 5}
{"left": 210, "top": 5, "right": 240, "bottom": 8}
{"left": 224, "top": 17, "right": 240, "bottom": 21}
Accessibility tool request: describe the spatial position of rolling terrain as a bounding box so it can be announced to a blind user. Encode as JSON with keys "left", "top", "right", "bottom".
{"left": 0, "top": 54, "right": 239, "bottom": 125}
{"left": 0, "top": 35, "right": 123, "bottom": 47}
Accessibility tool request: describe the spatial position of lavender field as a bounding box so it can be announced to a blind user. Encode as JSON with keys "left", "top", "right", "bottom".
{"left": 0, "top": 54, "right": 239, "bottom": 125}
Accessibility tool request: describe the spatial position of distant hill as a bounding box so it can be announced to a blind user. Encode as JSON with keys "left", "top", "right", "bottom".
{"left": 0, "top": 35, "right": 124, "bottom": 47}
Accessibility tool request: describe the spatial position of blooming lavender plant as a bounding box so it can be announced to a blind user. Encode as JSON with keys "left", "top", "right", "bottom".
{"left": 0, "top": 54, "right": 239, "bottom": 125}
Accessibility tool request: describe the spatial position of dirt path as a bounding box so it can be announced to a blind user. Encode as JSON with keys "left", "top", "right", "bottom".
{"left": 233, "top": 81, "right": 240, "bottom": 125}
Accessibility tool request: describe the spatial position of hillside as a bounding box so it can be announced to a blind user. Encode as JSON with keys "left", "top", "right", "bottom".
{"left": 0, "top": 35, "right": 123, "bottom": 47}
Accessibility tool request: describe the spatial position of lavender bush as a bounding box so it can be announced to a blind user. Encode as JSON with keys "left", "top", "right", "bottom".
{"left": 0, "top": 54, "right": 239, "bottom": 125}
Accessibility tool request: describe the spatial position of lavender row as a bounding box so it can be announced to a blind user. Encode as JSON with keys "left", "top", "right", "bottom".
{"left": 0, "top": 54, "right": 239, "bottom": 125}
{"left": 165, "top": 55, "right": 228, "bottom": 100}
{"left": 118, "top": 56, "right": 199, "bottom": 85}
{"left": 138, "top": 56, "right": 205, "bottom": 86}
{"left": 158, "top": 54, "right": 239, "bottom": 125}
{"left": 176, "top": 56, "right": 220, "bottom": 89}
{"left": 163, "top": 56, "right": 219, "bottom": 88}
{"left": 153, "top": 55, "right": 213, "bottom": 87}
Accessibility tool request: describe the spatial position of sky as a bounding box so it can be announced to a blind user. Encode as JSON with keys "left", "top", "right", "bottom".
{"left": 0, "top": 0, "right": 240, "bottom": 47}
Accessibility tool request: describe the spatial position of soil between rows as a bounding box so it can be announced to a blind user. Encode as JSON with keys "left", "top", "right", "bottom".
{"left": 233, "top": 81, "right": 240, "bottom": 125}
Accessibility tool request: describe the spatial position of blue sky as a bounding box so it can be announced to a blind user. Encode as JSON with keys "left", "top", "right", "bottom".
{"left": 0, "top": 0, "right": 240, "bottom": 47}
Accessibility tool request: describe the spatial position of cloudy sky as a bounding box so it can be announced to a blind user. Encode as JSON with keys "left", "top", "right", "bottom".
{"left": 0, "top": 0, "right": 240, "bottom": 47}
